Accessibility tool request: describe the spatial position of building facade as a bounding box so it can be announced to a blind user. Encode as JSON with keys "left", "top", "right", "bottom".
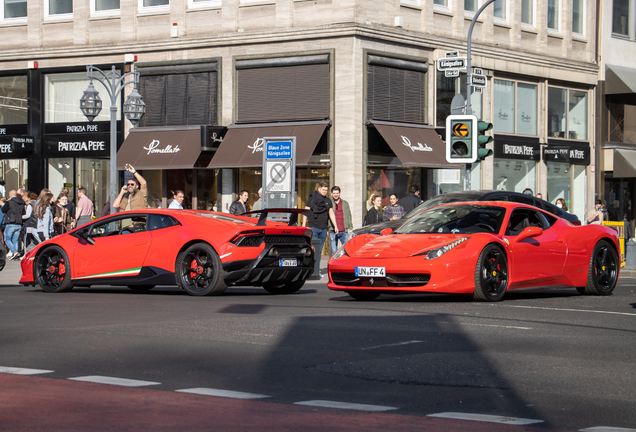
{"left": 0, "top": 0, "right": 598, "bottom": 227}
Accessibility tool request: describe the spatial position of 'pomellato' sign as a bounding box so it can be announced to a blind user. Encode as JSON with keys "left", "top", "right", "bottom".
{"left": 143, "top": 139, "right": 181, "bottom": 155}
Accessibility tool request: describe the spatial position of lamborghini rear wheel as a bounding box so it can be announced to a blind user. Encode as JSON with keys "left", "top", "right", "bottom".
{"left": 473, "top": 244, "right": 508, "bottom": 302}
{"left": 176, "top": 243, "right": 227, "bottom": 296}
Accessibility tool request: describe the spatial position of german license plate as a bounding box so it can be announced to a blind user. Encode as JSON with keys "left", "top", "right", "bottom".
{"left": 355, "top": 267, "right": 386, "bottom": 277}
{"left": 280, "top": 258, "right": 297, "bottom": 267}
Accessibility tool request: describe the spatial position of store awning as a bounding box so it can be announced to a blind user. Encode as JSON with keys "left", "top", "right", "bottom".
{"left": 370, "top": 120, "right": 460, "bottom": 168}
{"left": 117, "top": 126, "right": 202, "bottom": 170}
{"left": 207, "top": 120, "right": 330, "bottom": 168}
{"left": 614, "top": 149, "right": 636, "bottom": 177}
{"left": 606, "top": 65, "right": 636, "bottom": 95}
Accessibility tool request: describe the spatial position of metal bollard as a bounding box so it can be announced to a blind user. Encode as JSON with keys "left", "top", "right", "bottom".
{"left": 626, "top": 239, "right": 636, "bottom": 270}
{"left": 309, "top": 236, "right": 322, "bottom": 280}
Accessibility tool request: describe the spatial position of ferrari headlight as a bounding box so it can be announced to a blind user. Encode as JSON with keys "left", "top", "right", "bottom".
{"left": 424, "top": 237, "right": 468, "bottom": 260}
{"left": 331, "top": 244, "right": 349, "bottom": 260}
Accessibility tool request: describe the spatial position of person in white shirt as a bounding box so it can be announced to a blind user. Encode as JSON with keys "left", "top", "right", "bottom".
{"left": 169, "top": 190, "right": 185, "bottom": 209}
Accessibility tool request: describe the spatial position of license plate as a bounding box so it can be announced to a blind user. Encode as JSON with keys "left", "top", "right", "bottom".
{"left": 355, "top": 267, "right": 386, "bottom": 277}
{"left": 280, "top": 258, "right": 297, "bottom": 267}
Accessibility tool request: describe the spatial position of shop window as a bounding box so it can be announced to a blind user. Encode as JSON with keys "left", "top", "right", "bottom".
{"left": 613, "top": 0, "right": 630, "bottom": 36}
{"left": 0, "top": 76, "right": 27, "bottom": 125}
{"left": 167, "top": 169, "right": 194, "bottom": 209}
{"left": 138, "top": 71, "right": 217, "bottom": 127}
{"left": 2, "top": 0, "right": 26, "bottom": 19}
{"left": 493, "top": 0, "right": 506, "bottom": 20}
{"left": 436, "top": 71, "right": 482, "bottom": 126}
{"left": 45, "top": 72, "right": 120, "bottom": 123}
{"left": 367, "top": 167, "right": 424, "bottom": 209}
{"left": 572, "top": 0, "right": 584, "bottom": 35}
{"left": 93, "top": 0, "right": 120, "bottom": 13}
{"left": 548, "top": 0, "right": 559, "bottom": 31}
{"left": 548, "top": 87, "right": 588, "bottom": 140}
{"left": 521, "top": 0, "right": 534, "bottom": 25}
{"left": 0, "top": 159, "right": 27, "bottom": 193}
{"left": 140, "top": 170, "right": 163, "bottom": 209}
{"left": 494, "top": 80, "right": 538, "bottom": 136}
{"left": 48, "top": 158, "right": 74, "bottom": 202}
{"left": 434, "top": 165, "right": 480, "bottom": 195}
{"left": 608, "top": 99, "right": 636, "bottom": 144}
{"left": 76, "top": 158, "right": 110, "bottom": 217}
{"left": 493, "top": 159, "right": 536, "bottom": 194}
{"left": 197, "top": 169, "right": 218, "bottom": 211}
{"left": 47, "top": 0, "right": 72, "bottom": 16}
{"left": 547, "top": 161, "right": 570, "bottom": 207}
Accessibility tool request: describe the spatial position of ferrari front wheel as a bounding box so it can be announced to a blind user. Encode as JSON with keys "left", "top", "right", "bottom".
{"left": 263, "top": 280, "right": 305, "bottom": 294}
{"left": 473, "top": 244, "right": 508, "bottom": 302}
{"left": 346, "top": 290, "right": 381, "bottom": 301}
{"left": 34, "top": 246, "right": 74, "bottom": 293}
{"left": 176, "top": 243, "right": 227, "bottom": 296}
{"left": 582, "top": 240, "right": 618, "bottom": 296}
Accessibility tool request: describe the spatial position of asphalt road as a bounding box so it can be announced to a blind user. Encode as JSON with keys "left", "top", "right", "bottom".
{"left": 1, "top": 257, "right": 636, "bottom": 431}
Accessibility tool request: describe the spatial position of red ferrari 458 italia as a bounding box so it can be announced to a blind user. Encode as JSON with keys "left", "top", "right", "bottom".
{"left": 20, "top": 208, "right": 315, "bottom": 296}
{"left": 328, "top": 201, "right": 620, "bottom": 302}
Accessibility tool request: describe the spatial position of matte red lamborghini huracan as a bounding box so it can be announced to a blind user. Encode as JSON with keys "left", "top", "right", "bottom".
{"left": 328, "top": 202, "right": 620, "bottom": 302}
{"left": 20, "top": 209, "right": 315, "bottom": 296}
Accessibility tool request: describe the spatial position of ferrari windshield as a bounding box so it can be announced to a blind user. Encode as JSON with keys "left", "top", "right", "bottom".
{"left": 395, "top": 204, "right": 506, "bottom": 235}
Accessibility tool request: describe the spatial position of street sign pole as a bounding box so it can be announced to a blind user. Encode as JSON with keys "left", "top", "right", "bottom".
{"left": 464, "top": 0, "right": 496, "bottom": 190}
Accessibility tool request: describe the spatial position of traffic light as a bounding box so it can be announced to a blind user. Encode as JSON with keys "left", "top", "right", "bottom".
{"left": 477, "top": 121, "right": 494, "bottom": 160}
{"left": 446, "top": 114, "right": 477, "bottom": 164}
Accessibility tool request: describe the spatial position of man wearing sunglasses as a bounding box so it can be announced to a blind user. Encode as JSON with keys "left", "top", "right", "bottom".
{"left": 328, "top": 186, "right": 352, "bottom": 256}
{"left": 113, "top": 164, "right": 149, "bottom": 211}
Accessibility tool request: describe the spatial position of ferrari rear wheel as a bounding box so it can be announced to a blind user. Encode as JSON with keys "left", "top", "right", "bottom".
{"left": 473, "top": 244, "right": 508, "bottom": 302}
{"left": 346, "top": 290, "right": 381, "bottom": 301}
{"left": 176, "top": 243, "right": 226, "bottom": 296}
{"left": 263, "top": 280, "right": 305, "bottom": 294}
{"left": 34, "top": 246, "right": 74, "bottom": 293}
{"left": 582, "top": 240, "right": 618, "bottom": 296}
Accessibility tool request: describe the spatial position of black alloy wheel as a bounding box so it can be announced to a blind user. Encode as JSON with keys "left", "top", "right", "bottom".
{"left": 35, "top": 246, "right": 74, "bottom": 293}
{"left": 176, "top": 243, "right": 226, "bottom": 296}
{"left": 581, "top": 240, "right": 619, "bottom": 295}
{"left": 473, "top": 244, "right": 508, "bottom": 302}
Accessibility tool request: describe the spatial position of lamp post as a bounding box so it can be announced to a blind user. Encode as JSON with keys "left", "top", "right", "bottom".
{"left": 80, "top": 65, "right": 146, "bottom": 215}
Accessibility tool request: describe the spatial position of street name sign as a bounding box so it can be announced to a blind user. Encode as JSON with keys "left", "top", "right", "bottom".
{"left": 262, "top": 137, "right": 296, "bottom": 218}
{"left": 445, "top": 69, "right": 460, "bottom": 78}
{"left": 470, "top": 74, "right": 487, "bottom": 87}
{"left": 437, "top": 58, "right": 467, "bottom": 71}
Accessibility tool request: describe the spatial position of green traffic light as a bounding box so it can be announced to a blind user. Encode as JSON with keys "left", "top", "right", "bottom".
{"left": 478, "top": 121, "right": 493, "bottom": 132}
{"left": 478, "top": 148, "right": 493, "bottom": 159}
{"left": 478, "top": 135, "right": 494, "bottom": 145}
{"left": 476, "top": 121, "right": 493, "bottom": 160}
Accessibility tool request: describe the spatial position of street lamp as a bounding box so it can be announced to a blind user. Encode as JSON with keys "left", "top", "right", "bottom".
{"left": 80, "top": 65, "right": 146, "bottom": 215}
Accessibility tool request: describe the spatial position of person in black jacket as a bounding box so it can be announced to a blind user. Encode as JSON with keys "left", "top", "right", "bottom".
{"left": 364, "top": 194, "right": 383, "bottom": 226}
{"left": 1, "top": 190, "right": 26, "bottom": 259}
{"left": 398, "top": 185, "right": 422, "bottom": 214}
{"left": 229, "top": 190, "right": 250, "bottom": 215}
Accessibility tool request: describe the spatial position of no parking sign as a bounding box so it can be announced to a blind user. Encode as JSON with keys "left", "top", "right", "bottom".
{"left": 262, "top": 137, "right": 296, "bottom": 212}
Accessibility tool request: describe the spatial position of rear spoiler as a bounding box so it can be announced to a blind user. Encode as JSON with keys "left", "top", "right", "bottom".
{"left": 240, "top": 208, "right": 313, "bottom": 226}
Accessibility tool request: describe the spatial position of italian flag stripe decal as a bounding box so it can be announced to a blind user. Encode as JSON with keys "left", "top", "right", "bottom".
{"left": 74, "top": 267, "right": 142, "bottom": 280}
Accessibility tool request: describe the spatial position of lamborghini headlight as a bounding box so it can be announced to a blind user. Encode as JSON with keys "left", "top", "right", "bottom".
{"left": 424, "top": 237, "right": 469, "bottom": 260}
{"left": 331, "top": 244, "right": 349, "bottom": 260}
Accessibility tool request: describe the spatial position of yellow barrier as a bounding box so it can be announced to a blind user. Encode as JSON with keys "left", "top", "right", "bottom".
{"left": 601, "top": 221, "right": 626, "bottom": 268}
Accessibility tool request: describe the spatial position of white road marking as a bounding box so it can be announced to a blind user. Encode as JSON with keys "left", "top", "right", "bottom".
{"left": 462, "top": 323, "right": 532, "bottom": 330}
{"left": 294, "top": 400, "right": 397, "bottom": 412}
{"left": 68, "top": 376, "right": 160, "bottom": 387}
{"left": 361, "top": 340, "right": 424, "bottom": 350}
{"left": 580, "top": 428, "right": 636, "bottom": 432}
{"left": 0, "top": 366, "right": 54, "bottom": 375}
{"left": 176, "top": 388, "right": 270, "bottom": 399}
{"left": 501, "top": 305, "right": 636, "bottom": 317}
{"left": 427, "top": 412, "right": 544, "bottom": 425}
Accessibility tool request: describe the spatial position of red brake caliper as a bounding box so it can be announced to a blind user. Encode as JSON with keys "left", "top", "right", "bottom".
{"left": 190, "top": 259, "right": 203, "bottom": 278}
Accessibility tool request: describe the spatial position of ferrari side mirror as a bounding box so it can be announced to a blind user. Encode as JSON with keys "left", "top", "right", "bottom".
{"left": 380, "top": 228, "right": 394, "bottom": 236}
{"left": 514, "top": 226, "right": 543, "bottom": 242}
